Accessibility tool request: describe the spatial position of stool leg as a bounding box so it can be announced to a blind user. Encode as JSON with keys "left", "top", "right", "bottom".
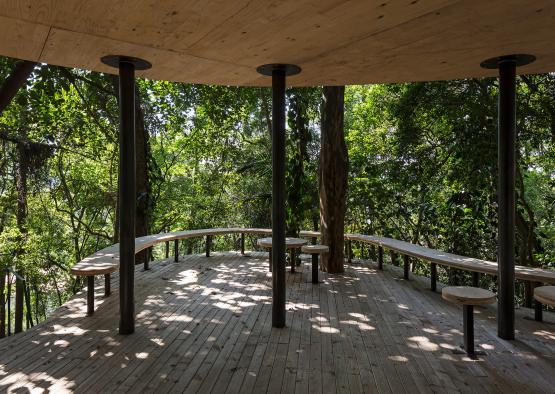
{"left": 104, "top": 273, "right": 111, "bottom": 297}
{"left": 535, "top": 300, "right": 543, "bottom": 322}
{"left": 430, "top": 263, "right": 437, "bottom": 292}
{"left": 463, "top": 305, "right": 474, "bottom": 356}
{"left": 87, "top": 276, "right": 94, "bottom": 316}
{"left": 312, "top": 254, "right": 319, "bottom": 284}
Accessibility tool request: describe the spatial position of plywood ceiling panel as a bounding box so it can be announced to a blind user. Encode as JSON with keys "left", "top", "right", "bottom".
{"left": 0, "top": 0, "right": 553, "bottom": 86}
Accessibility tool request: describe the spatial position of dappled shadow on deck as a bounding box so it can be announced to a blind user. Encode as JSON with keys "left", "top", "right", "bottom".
{"left": 0, "top": 252, "right": 554, "bottom": 393}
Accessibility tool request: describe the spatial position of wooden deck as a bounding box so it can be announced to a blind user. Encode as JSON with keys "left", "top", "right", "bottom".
{"left": 1, "top": 252, "right": 554, "bottom": 393}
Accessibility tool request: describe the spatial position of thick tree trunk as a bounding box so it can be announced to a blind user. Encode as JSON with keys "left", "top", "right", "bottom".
{"left": 319, "top": 86, "right": 348, "bottom": 274}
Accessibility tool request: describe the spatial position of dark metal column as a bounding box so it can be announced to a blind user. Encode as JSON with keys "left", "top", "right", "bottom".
{"left": 378, "top": 246, "right": 383, "bottom": 270}
{"left": 101, "top": 55, "right": 151, "bottom": 335}
{"left": 481, "top": 54, "right": 535, "bottom": 340}
{"left": 256, "top": 63, "right": 301, "bottom": 328}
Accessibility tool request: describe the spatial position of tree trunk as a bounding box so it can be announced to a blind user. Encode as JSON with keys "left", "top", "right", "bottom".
{"left": 0, "top": 60, "right": 37, "bottom": 115}
{"left": 14, "top": 135, "right": 29, "bottom": 334}
{"left": 134, "top": 90, "right": 150, "bottom": 266}
{"left": 319, "top": 86, "right": 348, "bottom": 273}
{"left": 0, "top": 270, "right": 5, "bottom": 338}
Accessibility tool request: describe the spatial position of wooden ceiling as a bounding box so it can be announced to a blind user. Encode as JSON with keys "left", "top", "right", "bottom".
{"left": 0, "top": 0, "right": 553, "bottom": 86}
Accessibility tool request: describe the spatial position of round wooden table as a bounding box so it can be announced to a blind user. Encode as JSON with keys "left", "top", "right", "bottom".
{"left": 257, "top": 237, "right": 307, "bottom": 273}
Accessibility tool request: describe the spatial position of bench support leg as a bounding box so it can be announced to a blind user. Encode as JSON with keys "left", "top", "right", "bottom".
{"left": 241, "top": 233, "right": 245, "bottom": 255}
{"left": 174, "top": 240, "right": 179, "bottom": 262}
{"left": 535, "top": 300, "right": 543, "bottom": 322}
{"left": 104, "top": 273, "right": 111, "bottom": 297}
{"left": 144, "top": 249, "right": 149, "bottom": 270}
{"left": 472, "top": 272, "right": 480, "bottom": 287}
{"left": 463, "top": 304, "right": 474, "bottom": 356}
{"left": 165, "top": 241, "right": 169, "bottom": 259}
{"left": 378, "top": 246, "right": 383, "bottom": 270}
{"left": 290, "top": 249, "right": 295, "bottom": 273}
{"left": 205, "top": 235, "right": 211, "bottom": 257}
{"left": 87, "top": 276, "right": 94, "bottom": 316}
{"left": 403, "top": 255, "right": 410, "bottom": 280}
{"left": 430, "top": 263, "right": 437, "bottom": 292}
{"left": 347, "top": 240, "right": 352, "bottom": 264}
{"left": 312, "top": 254, "right": 319, "bottom": 284}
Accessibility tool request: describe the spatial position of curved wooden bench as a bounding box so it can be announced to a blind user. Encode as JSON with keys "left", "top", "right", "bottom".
{"left": 323, "top": 232, "right": 555, "bottom": 289}
{"left": 73, "top": 228, "right": 555, "bottom": 316}
{"left": 71, "top": 228, "right": 272, "bottom": 315}
{"left": 301, "top": 244, "right": 329, "bottom": 283}
{"left": 533, "top": 286, "right": 555, "bottom": 322}
{"left": 442, "top": 286, "right": 496, "bottom": 357}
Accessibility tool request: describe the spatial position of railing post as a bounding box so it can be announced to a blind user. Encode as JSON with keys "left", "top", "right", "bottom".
{"left": 378, "top": 246, "right": 383, "bottom": 270}
{"left": 241, "top": 232, "right": 245, "bottom": 255}
{"left": 430, "top": 263, "right": 437, "bottom": 292}
{"left": 390, "top": 251, "right": 397, "bottom": 266}
{"left": 165, "top": 241, "right": 169, "bottom": 259}
{"left": 144, "top": 247, "right": 150, "bottom": 270}
{"left": 174, "top": 240, "right": 179, "bottom": 262}
{"left": 104, "top": 273, "right": 111, "bottom": 297}
{"left": 403, "top": 254, "right": 410, "bottom": 280}
{"left": 87, "top": 276, "right": 94, "bottom": 316}
{"left": 534, "top": 282, "right": 543, "bottom": 322}
{"left": 472, "top": 272, "right": 480, "bottom": 287}
{"left": 205, "top": 235, "right": 212, "bottom": 257}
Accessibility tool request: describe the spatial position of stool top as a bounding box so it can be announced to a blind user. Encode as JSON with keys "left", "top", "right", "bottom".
{"left": 257, "top": 237, "right": 307, "bottom": 249}
{"left": 301, "top": 245, "right": 329, "bottom": 254}
{"left": 534, "top": 286, "right": 555, "bottom": 306}
{"left": 442, "top": 286, "right": 496, "bottom": 306}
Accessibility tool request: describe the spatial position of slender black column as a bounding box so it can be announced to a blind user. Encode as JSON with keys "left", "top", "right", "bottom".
{"left": 378, "top": 246, "right": 383, "bottom": 270}
{"left": 257, "top": 63, "right": 301, "bottom": 328}
{"left": 497, "top": 58, "right": 516, "bottom": 340}
{"left": 271, "top": 68, "right": 286, "bottom": 327}
{"left": 240, "top": 232, "right": 245, "bottom": 255}
{"left": 312, "top": 254, "right": 319, "bottom": 284}
{"left": 101, "top": 55, "right": 151, "bottom": 335}
{"left": 117, "top": 60, "right": 137, "bottom": 335}
{"left": 481, "top": 54, "right": 535, "bottom": 340}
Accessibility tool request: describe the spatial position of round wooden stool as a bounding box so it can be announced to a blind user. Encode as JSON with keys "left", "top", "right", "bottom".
{"left": 442, "top": 286, "right": 496, "bottom": 357}
{"left": 533, "top": 286, "right": 555, "bottom": 322}
{"left": 301, "top": 245, "right": 329, "bottom": 284}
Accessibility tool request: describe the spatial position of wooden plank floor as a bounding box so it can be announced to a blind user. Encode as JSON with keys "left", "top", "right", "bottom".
{"left": 1, "top": 252, "right": 554, "bottom": 393}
